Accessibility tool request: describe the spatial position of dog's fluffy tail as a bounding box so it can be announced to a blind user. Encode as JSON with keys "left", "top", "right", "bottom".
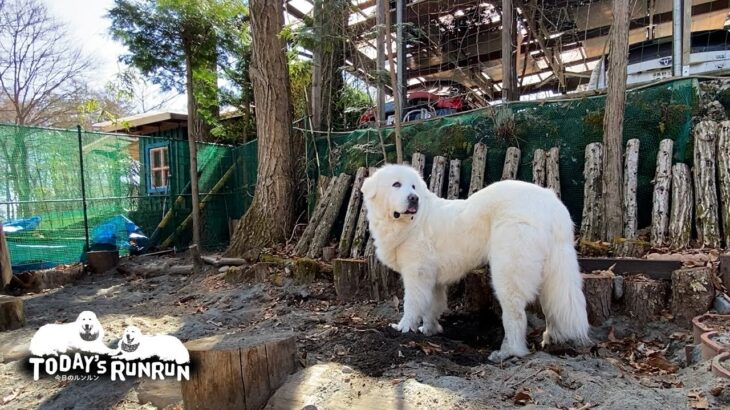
{"left": 541, "top": 240, "right": 591, "bottom": 345}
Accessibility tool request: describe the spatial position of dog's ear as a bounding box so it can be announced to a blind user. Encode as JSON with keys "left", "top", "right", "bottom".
{"left": 361, "top": 175, "right": 376, "bottom": 200}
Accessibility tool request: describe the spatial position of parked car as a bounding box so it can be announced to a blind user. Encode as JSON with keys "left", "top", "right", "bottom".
{"left": 358, "top": 91, "right": 471, "bottom": 128}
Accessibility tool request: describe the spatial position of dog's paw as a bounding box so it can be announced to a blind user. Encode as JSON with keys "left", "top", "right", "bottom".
{"left": 390, "top": 317, "right": 418, "bottom": 333}
{"left": 488, "top": 347, "right": 529, "bottom": 363}
{"left": 418, "top": 322, "right": 443, "bottom": 336}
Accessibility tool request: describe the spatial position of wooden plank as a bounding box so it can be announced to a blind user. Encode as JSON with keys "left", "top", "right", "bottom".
{"left": 577, "top": 257, "right": 681, "bottom": 280}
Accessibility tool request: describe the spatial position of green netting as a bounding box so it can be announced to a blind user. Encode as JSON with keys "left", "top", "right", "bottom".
{"left": 0, "top": 124, "right": 257, "bottom": 270}
{"left": 306, "top": 78, "right": 699, "bottom": 228}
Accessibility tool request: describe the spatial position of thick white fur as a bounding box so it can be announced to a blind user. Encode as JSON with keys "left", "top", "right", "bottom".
{"left": 361, "top": 164, "right": 590, "bottom": 361}
{"left": 29, "top": 311, "right": 112, "bottom": 356}
{"left": 114, "top": 326, "right": 190, "bottom": 364}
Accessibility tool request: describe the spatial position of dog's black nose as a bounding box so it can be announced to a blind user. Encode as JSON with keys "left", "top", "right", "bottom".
{"left": 408, "top": 194, "right": 419, "bottom": 203}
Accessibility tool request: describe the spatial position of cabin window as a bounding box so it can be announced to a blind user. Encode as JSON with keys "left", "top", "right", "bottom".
{"left": 147, "top": 144, "right": 170, "bottom": 193}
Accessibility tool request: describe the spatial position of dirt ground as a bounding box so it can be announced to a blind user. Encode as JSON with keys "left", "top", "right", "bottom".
{"left": 1, "top": 254, "right": 730, "bottom": 410}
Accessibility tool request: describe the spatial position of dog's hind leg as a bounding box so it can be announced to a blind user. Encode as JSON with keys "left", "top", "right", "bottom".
{"left": 419, "top": 283, "right": 447, "bottom": 336}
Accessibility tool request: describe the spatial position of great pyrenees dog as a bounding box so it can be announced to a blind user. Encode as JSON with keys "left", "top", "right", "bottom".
{"left": 113, "top": 326, "right": 189, "bottom": 364}
{"left": 361, "top": 164, "right": 590, "bottom": 361}
{"left": 29, "top": 311, "right": 112, "bottom": 356}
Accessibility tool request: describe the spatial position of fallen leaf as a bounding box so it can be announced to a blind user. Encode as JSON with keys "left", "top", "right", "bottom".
{"left": 645, "top": 355, "right": 679, "bottom": 374}
{"left": 513, "top": 389, "right": 532, "bottom": 405}
{"left": 688, "top": 389, "right": 709, "bottom": 409}
{"left": 607, "top": 326, "right": 618, "bottom": 342}
{"left": 2, "top": 390, "right": 19, "bottom": 405}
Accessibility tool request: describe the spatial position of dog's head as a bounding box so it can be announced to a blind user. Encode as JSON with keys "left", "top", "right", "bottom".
{"left": 75, "top": 311, "right": 102, "bottom": 341}
{"left": 361, "top": 164, "right": 427, "bottom": 224}
{"left": 119, "top": 326, "right": 142, "bottom": 352}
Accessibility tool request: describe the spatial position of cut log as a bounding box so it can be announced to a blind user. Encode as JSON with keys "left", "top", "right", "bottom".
{"left": 623, "top": 275, "right": 667, "bottom": 322}
{"left": 582, "top": 272, "right": 613, "bottom": 325}
{"left": 338, "top": 167, "right": 368, "bottom": 256}
{"left": 411, "top": 152, "right": 426, "bottom": 177}
{"left": 501, "top": 147, "right": 521, "bottom": 180}
{"left": 367, "top": 252, "right": 401, "bottom": 301}
{"left": 580, "top": 142, "right": 604, "bottom": 242}
{"left": 468, "top": 142, "right": 487, "bottom": 196}
{"left": 612, "top": 238, "right": 651, "bottom": 258}
{"left": 293, "top": 258, "right": 323, "bottom": 284}
{"left": 693, "top": 121, "right": 721, "bottom": 248}
{"left": 532, "top": 148, "right": 546, "bottom": 187}
{"left": 671, "top": 267, "right": 715, "bottom": 326}
{"left": 650, "top": 139, "right": 673, "bottom": 247}
{"left": 295, "top": 176, "right": 338, "bottom": 255}
{"left": 182, "top": 333, "right": 296, "bottom": 410}
{"left": 446, "top": 159, "right": 461, "bottom": 199}
{"left": 669, "top": 163, "right": 693, "bottom": 249}
{"left": 86, "top": 250, "right": 119, "bottom": 274}
{"left": 350, "top": 168, "right": 375, "bottom": 258}
{"left": 333, "top": 258, "right": 370, "bottom": 301}
{"left": 201, "top": 255, "right": 249, "bottom": 267}
{"left": 546, "top": 147, "right": 561, "bottom": 198}
{"left": 429, "top": 156, "right": 447, "bottom": 197}
{"left": 307, "top": 173, "right": 353, "bottom": 258}
{"left": 463, "top": 268, "right": 499, "bottom": 314}
{"left": 14, "top": 264, "right": 84, "bottom": 292}
{"left": 0, "top": 295, "right": 24, "bottom": 331}
{"left": 623, "top": 138, "right": 640, "bottom": 239}
{"left": 0, "top": 223, "right": 11, "bottom": 288}
{"left": 718, "top": 120, "right": 730, "bottom": 247}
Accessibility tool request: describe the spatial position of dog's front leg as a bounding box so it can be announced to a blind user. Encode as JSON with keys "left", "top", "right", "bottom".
{"left": 391, "top": 269, "right": 435, "bottom": 333}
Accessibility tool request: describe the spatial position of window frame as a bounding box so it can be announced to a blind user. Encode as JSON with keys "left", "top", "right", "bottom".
{"left": 146, "top": 142, "right": 170, "bottom": 194}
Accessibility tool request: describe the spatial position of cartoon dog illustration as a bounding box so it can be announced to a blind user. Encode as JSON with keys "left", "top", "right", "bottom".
{"left": 114, "top": 326, "right": 189, "bottom": 364}
{"left": 29, "top": 311, "right": 112, "bottom": 356}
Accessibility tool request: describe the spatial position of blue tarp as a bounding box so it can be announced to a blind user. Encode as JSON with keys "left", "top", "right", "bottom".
{"left": 3, "top": 216, "right": 41, "bottom": 233}
{"left": 91, "top": 215, "right": 148, "bottom": 252}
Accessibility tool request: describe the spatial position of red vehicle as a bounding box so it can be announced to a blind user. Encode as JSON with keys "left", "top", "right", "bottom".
{"left": 358, "top": 91, "right": 469, "bottom": 128}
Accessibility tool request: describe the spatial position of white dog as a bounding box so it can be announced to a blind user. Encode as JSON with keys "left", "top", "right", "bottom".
{"left": 29, "top": 311, "right": 112, "bottom": 356}
{"left": 361, "top": 164, "right": 590, "bottom": 361}
{"left": 114, "top": 326, "right": 189, "bottom": 364}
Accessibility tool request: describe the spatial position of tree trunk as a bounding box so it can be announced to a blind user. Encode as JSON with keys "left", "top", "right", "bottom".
{"left": 693, "top": 121, "right": 721, "bottom": 248}
{"left": 669, "top": 163, "right": 693, "bottom": 249}
{"left": 338, "top": 167, "right": 367, "bottom": 256}
{"left": 307, "top": 174, "right": 352, "bottom": 258}
{"left": 582, "top": 272, "right": 613, "bottom": 325}
{"left": 580, "top": 142, "right": 604, "bottom": 242}
{"left": 411, "top": 152, "right": 426, "bottom": 177}
{"left": 717, "top": 120, "right": 730, "bottom": 247}
{"left": 468, "top": 142, "right": 487, "bottom": 196}
{"left": 650, "top": 139, "right": 673, "bottom": 247}
{"left": 228, "top": 0, "right": 295, "bottom": 255}
{"left": 0, "top": 223, "right": 11, "bottom": 288}
{"left": 546, "top": 147, "right": 561, "bottom": 198}
{"left": 501, "top": 147, "right": 521, "bottom": 180}
{"left": 671, "top": 267, "right": 715, "bottom": 326}
{"left": 532, "top": 148, "right": 546, "bottom": 187}
{"left": 311, "top": 0, "right": 348, "bottom": 131}
{"left": 384, "top": 7, "right": 403, "bottom": 163}
{"left": 294, "top": 177, "right": 336, "bottom": 256}
{"left": 601, "top": 0, "right": 630, "bottom": 241}
{"left": 429, "top": 156, "right": 447, "bottom": 197}
{"left": 501, "top": 0, "right": 518, "bottom": 101}
{"left": 623, "top": 275, "right": 667, "bottom": 323}
{"left": 623, "top": 139, "right": 640, "bottom": 238}
{"left": 447, "top": 159, "right": 461, "bottom": 199}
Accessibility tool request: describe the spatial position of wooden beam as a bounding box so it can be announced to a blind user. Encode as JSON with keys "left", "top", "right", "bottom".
{"left": 578, "top": 257, "right": 682, "bottom": 280}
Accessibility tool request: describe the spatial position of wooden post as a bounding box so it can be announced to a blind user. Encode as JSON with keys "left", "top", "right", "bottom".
{"left": 671, "top": 267, "right": 715, "bottom": 326}
{"left": 650, "top": 139, "right": 673, "bottom": 247}
{"left": 501, "top": 0, "right": 518, "bottom": 101}
{"left": 624, "top": 275, "right": 668, "bottom": 322}
{"left": 718, "top": 120, "right": 730, "bottom": 247}
{"left": 602, "top": 0, "right": 630, "bottom": 241}
{"left": 546, "top": 147, "right": 561, "bottom": 198}
{"left": 338, "top": 167, "right": 368, "bottom": 256}
{"left": 294, "top": 176, "right": 338, "bottom": 255}
{"left": 580, "top": 143, "right": 604, "bottom": 242}
{"left": 501, "top": 147, "right": 521, "bottom": 180}
{"left": 693, "top": 121, "right": 721, "bottom": 248}
{"left": 307, "top": 173, "right": 353, "bottom": 258}
{"left": 468, "top": 143, "right": 487, "bottom": 196}
{"left": 0, "top": 223, "right": 11, "bottom": 288}
{"left": 0, "top": 295, "right": 24, "bottom": 331}
{"left": 623, "top": 139, "right": 640, "bottom": 238}
{"left": 447, "top": 159, "right": 461, "bottom": 199}
{"left": 182, "top": 334, "right": 296, "bottom": 410}
{"left": 669, "top": 163, "right": 693, "bottom": 249}
{"left": 582, "top": 272, "right": 613, "bottom": 325}
{"left": 411, "top": 152, "right": 426, "bottom": 177}
{"left": 429, "top": 156, "right": 447, "bottom": 197}
{"left": 532, "top": 148, "right": 546, "bottom": 187}
{"left": 333, "top": 258, "right": 370, "bottom": 301}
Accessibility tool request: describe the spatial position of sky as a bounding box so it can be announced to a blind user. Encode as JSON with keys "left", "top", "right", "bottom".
{"left": 41, "top": 0, "right": 188, "bottom": 113}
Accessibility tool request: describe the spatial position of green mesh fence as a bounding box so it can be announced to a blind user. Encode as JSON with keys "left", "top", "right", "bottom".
{"left": 306, "top": 78, "right": 699, "bottom": 228}
{"left": 0, "top": 124, "right": 257, "bottom": 271}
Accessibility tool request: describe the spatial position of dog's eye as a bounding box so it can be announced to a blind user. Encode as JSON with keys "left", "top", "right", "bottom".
{"left": 392, "top": 182, "right": 401, "bottom": 188}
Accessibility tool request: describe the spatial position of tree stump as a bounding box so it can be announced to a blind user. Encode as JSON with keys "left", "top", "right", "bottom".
{"left": 580, "top": 142, "right": 604, "bottom": 242}
{"left": 0, "top": 295, "right": 24, "bottom": 331}
{"left": 295, "top": 176, "right": 337, "bottom": 255}
{"left": 670, "top": 163, "right": 693, "bottom": 249}
{"left": 693, "top": 121, "right": 721, "bottom": 248}
{"left": 468, "top": 142, "right": 487, "bottom": 196}
{"left": 623, "top": 275, "right": 667, "bottom": 322}
{"left": 650, "top": 139, "right": 673, "bottom": 247}
{"left": 411, "top": 152, "right": 426, "bottom": 177}
{"left": 612, "top": 238, "right": 651, "bottom": 258}
{"left": 429, "top": 156, "right": 447, "bottom": 197}
{"left": 447, "top": 159, "right": 461, "bottom": 199}
{"left": 338, "top": 167, "right": 368, "bottom": 256}
{"left": 0, "top": 224, "right": 11, "bottom": 288}
{"left": 463, "top": 268, "right": 499, "bottom": 314}
{"left": 582, "top": 272, "right": 613, "bottom": 325}
{"left": 367, "top": 252, "right": 401, "bottom": 301}
{"left": 501, "top": 147, "right": 521, "bottom": 180}
{"left": 333, "top": 258, "right": 370, "bottom": 301}
{"left": 718, "top": 121, "right": 730, "bottom": 246}
{"left": 623, "top": 138, "right": 640, "bottom": 239}
{"left": 182, "top": 333, "right": 296, "bottom": 410}
{"left": 532, "top": 148, "right": 546, "bottom": 187}
{"left": 307, "top": 173, "right": 353, "bottom": 258}
{"left": 546, "top": 147, "right": 561, "bottom": 198}
{"left": 671, "top": 267, "right": 715, "bottom": 326}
